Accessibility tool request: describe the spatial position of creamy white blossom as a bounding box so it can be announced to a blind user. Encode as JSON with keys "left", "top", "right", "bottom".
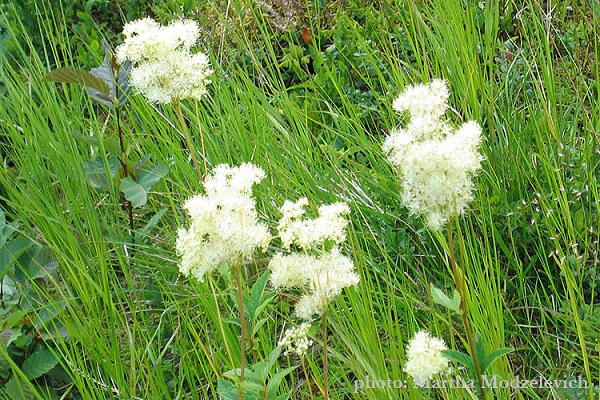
{"left": 116, "top": 17, "right": 213, "bottom": 103}
{"left": 277, "top": 198, "right": 350, "bottom": 249}
{"left": 404, "top": 330, "right": 449, "bottom": 387}
{"left": 278, "top": 322, "right": 313, "bottom": 357}
{"left": 269, "top": 247, "right": 359, "bottom": 320}
{"left": 176, "top": 163, "right": 270, "bottom": 281}
{"left": 383, "top": 80, "right": 484, "bottom": 229}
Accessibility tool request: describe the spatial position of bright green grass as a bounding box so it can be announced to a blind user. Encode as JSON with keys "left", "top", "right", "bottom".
{"left": 0, "top": 0, "right": 598, "bottom": 399}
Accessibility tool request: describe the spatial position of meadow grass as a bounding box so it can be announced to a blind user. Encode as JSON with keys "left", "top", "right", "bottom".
{"left": 0, "top": 0, "right": 598, "bottom": 399}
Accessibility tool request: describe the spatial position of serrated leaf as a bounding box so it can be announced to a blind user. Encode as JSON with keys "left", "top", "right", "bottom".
{"left": 119, "top": 177, "right": 147, "bottom": 208}
{"left": 480, "top": 347, "right": 513, "bottom": 374}
{"left": 22, "top": 350, "right": 57, "bottom": 380}
{"left": 44, "top": 67, "right": 109, "bottom": 96}
{"left": 136, "top": 162, "right": 168, "bottom": 191}
{"left": 430, "top": 285, "right": 462, "bottom": 314}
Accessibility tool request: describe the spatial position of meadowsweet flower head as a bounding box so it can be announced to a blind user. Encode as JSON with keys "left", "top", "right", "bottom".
{"left": 269, "top": 247, "right": 360, "bottom": 319}
{"left": 404, "top": 330, "right": 449, "bottom": 387}
{"left": 176, "top": 163, "right": 270, "bottom": 281}
{"left": 116, "top": 17, "right": 213, "bottom": 103}
{"left": 277, "top": 199, "right": 350, "bottom": 250}
{"left": 383, "top": 80, "right": 484, "bottom": 229}
{"left": 278, "top": 322, "right": 313, "bottom": 357}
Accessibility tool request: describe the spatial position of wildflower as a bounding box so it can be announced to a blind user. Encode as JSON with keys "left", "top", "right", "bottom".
{"left": 404, "top": 331, "right": 449, "bottom": 387}
{"left": 278, "top": 322, "right": 313, "bottom": 357}
{"left": 383, "top": 80, "right": 484, "bottom": 229}
{"left": 115, "top": 17, "right": 213, "bottom": 103}
{"left": 176, "top": 163, "right": 270, "bottom": 281}
{"left": 277, "top": 198, "right": 350, "bottom": 249}
{"left": 269, "top": 246, "right": 360, "bottom": 319}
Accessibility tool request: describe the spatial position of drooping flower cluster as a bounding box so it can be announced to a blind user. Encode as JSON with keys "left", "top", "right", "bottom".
{"left": 115, "top": 17, "right": 213, "bottom": 104}
{"left": 404, "top": 330, "right": 449, "bottom": 387}
{"left": 176, "top": 163, "right": 270, "bottom": 281}
{"left": 268, "top": 198, "right": 360, "bottom": 320}
{"left": 278, "top": 322, "right": 313, "bottom": 357}
{"left": 383, "top": 79, "right": 484, "bottom": 229}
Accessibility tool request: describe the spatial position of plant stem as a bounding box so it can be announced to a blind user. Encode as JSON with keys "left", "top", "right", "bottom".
{"left": 446, "top": 221, "right": 486, "bottom": 400}
{"left": 173, "top": 100, "right": 203, "bottom": 182}
{"left": 114, "top": 104, "right": 135, "bottom": 241}
{"left": 301, "top": 357, "right": 315, "bottom": 399}
{"left": 233, "top": 266, "right": 247, "bottom": 400}
{"left": 321, "top": 309, "right": 329, "bottom": 400}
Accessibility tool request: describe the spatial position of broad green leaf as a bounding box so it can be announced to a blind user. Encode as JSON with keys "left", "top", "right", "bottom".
{"left": 84, "top": 156, "right": 118, "bottom": 190}
{"left": 442, "top": 349, "right": 474, "bottom": 372}
{"left": 22, "top": 350, "right": 57, "bottom": 380}
{"left": 43, "top": 67, "right": 109, "bottom": 96}
{"left": 430, "top": 284, "right": 462, "bottom": 314}
{"left": 132, "top": 154, "right": 152, "bottom": 176}
{"left": 0, "top": 237, "right": 34, "bottom": 280}
{"left": 245, "top": 270, "right": 271, "bottom": 320}
{"left": 119, "top": 177, "right": 147, "bottom": 208}
{"left": 480, "top": 347, "right": 513, "bottom": 374}
{"left": 136, "top": 162, "right": 169, "bottom": 191}
{"left": 217, "top": 378, "right": 238, "bottom": 400}
{"left": 4, "top": 377, "right": 34, "bottom": 400}
{"left": 267, "top": 366, "right": 297, "bottom": 399}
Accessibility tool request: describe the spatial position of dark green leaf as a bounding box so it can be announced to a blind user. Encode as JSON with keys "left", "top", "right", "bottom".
{"left": 136, "top": 162, "right": 169, "bottom": 191}
{"left": 442, "top": 349, "right": 474, "bottom": 372}
{"left": 267, "top": 366, "right": 297, "bottom": 399}
{"left": 120, "top": 177, "right": 147, "bottom": 208}
{"left": 22, "top": 350, "right": 57, "bottom": 380}
{"left": 133, "top": 154, "right": 152, "bottom": 176}
{"left": 43, "top": 67, "right": 109, "bottom": 96}
{"left": 480, "top": 347, "right": 513, "bottom": 374}
{"left": 245, "top": 270, "right": 271, "bottom": 320}
{"left": 84, "top": 156, "right": 118, "bottom": 190}
{"left": 4, "top": 378, "right": 34, "bottom": 400}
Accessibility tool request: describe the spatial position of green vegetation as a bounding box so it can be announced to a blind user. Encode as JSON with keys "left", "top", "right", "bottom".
{"left": 0, "top": 0, "right": 598, "bottom": 399}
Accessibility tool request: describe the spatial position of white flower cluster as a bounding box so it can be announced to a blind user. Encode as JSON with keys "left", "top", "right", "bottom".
{"left": 175, "top": 163, "right": 270, "bottom": 281}
{"left": 115, "top": 17, "right": 213, "bottom": 104}
{"left": 278, "top": 322, "right": 313, "bottom": 357}
{"left": 383, "top": 79, "right": 484, "bottom": 229}
{"left": 404, "top": 330, "right": 449, "bottom": 387}
{"left": 268, "top": 199, "right": 359, "bottom": 320}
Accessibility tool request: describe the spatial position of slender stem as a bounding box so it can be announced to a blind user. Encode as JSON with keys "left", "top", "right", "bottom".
{"left": 114, "top": 104, "right": 135, "bottom": 241}
{"left": 446, "top": 221, "right": 486, "bottom": 400}
{"left": 321, "top": 309, "right": 329, "bottom": 400}
{"left": 301, "top": 357, "right": 315, "bottom": 399}
{"left": 173, "top": 101, "right": 203, "bottom": 181}
{"left": 194, "top": 102, "right": 208, "bottom": 173}
{"left": 233, "top": 266, "right": 247, "bottom": 400}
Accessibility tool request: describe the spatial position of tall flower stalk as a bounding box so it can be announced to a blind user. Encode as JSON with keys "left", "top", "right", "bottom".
{"left": 115, "top": 17, "right": 213, "bottom": 181}
{"left": 268, "top": 198, "right": 359, "bottom": 398}
{"left": 384, "top": 80, "right": 487, "bottom": 397}
{"left": 176, "top": 163, "right": 271, "bottom": 398}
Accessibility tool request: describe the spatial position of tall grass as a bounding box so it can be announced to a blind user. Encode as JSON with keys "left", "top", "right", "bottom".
{"left": 0, "top": 0, "right": 597, "bottom": 399}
